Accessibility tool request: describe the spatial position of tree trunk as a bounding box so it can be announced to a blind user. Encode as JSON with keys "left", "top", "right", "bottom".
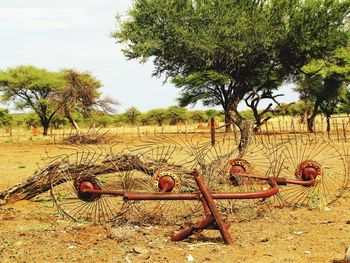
{"left": 224, "top": 112, "right": 233, "bottom": 133}
{"left": 326, "top": 114, "right": 331, "bottom": 133}
{"left": 228, "top": 98, "right": 253, "bottom": 154}
{"left": 65, "top": 109, "right": 80, "bottom": 134}
{"left": 43, "top": 123, "right": 49, "bottom": 136}
{"left": 307, "top": 99, "right": 321, "bottom": 132}
{"left": 0, "top": 155, "right": 188, "bottom": 204}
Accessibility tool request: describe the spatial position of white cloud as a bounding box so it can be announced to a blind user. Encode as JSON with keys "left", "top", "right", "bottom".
{"left": 0, "top": 8, "right": 99, "bottom": 31}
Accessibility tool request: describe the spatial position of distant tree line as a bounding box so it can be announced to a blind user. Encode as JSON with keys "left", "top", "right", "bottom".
{"left": 1, "top": 94, "right": 349, "bottom": 131}
{"left": 0, "top": 105, "right": 224, "bottom": 130}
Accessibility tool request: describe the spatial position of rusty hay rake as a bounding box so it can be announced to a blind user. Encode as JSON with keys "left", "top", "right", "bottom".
{"left": 46, "top": 133, "right": 349, "bottom": 244}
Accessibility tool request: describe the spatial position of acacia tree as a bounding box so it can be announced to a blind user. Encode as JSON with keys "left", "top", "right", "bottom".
{"left": 147, "top": 108, "right": 168, "bottom": 126}
{"left": 166, "top": 106, "right": 188, "bottom": 125}
{"left": 61, "top": 69, "right": 118, "bottom": 134}
{"left": 114, "top": 0, "right": 350, "bottom": 151}
{"left": 295, "top": 47, "right": 350, "bottom": 132}
{"left": 0, "top": 108, "right": 12, "bottom": 127}
{"left": 339, "top": 87, "right": 350, "bottom": 115}
{"left": 0, "top": 66, "right": 64, "bottom": 135}
{"left": 0, "top": 66, "right": 117, "bottom": 135}
{"left": 124, "top": 107, "right": 141, "bottom": 126}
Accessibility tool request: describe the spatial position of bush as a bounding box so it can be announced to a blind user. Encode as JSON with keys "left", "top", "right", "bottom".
{"left": 0, "top": 109, "right": 13, "bottom": 127}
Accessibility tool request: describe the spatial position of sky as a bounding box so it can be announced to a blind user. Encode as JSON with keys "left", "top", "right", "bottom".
{"left": 0, "top": 0, "right": 299, "bottom": 113}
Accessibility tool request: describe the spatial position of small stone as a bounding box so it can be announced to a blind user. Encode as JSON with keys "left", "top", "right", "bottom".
{"left": 292, "top": 231, "right": 303, "bottom": 235}
{"left": 261, "top": 237, "right": 269, "bottom": 242}
{"left": 345, "top": 246, "right": 350, "bottom": 261}
{"left": 304, "top": 250, "right": 311, "bottom": 254}
{"left": 324, "top": 207, "right": 331, "bottom": 211}
{"left": 13, "top": 241, "right": 23, "bottom": 248}
{"left": 68, "top": 245, "right": 75, "bottom": 249}
{"left": 346, "top": 220, "right": 350, "bottom": 224}
{"left": 107, "top": 226, "right": 135, "bottom": 241}
{"left": 133, "top": 247, "right": 149, "bottom": 255}
{"left": 186, "top": 254, "right": 194, "bottom": 262}
{"left": 56, "top": 219, "right": 71, "bottom": 228}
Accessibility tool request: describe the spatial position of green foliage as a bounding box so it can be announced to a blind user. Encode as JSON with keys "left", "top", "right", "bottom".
{"left": 139, "top": 113, "right": 150, "bottom": 126}
{"left": 85, "top": 111, "right": 114, "bottom": 128}
{"left": 205, "top": 109, "right": 219, "bottom": 118}
{"left": 111, "top": 114, "right": 125, "bottom": 127}
{"left": 114, "top": 0, "right": 350, "bottom": 133}
{"left": 338, "top": 87, "right": 350, "bottom": 114}
{"left": 287, "top": 101, "right": 313, "bottom": 117}
{"left": 189, "top": 110, "right": 207, "bottom": 123}
{"left": 51, "top": 115, "right": 69, "bottom": 129}
{"left": 0, "top": 65, "right": 64, "bottom": 133}
{"left": 296, "top": 46, "right": 350, "bottom": 124}
{"left": 0, "top": 108, "right": 12, "bottom": 127}
{"left": 147, "top": 108, "right": 168, "bottom": 126}
{"left": 0, "top": 66, "right": 114, "bottom": 134}
{"left": 239, "top": 109, "right": 274, "bottom": 120}
{"left": 239, "top": 110, "right": 254, "bottom": 120}
{"left": 23, "top": 113, "right": 41, "bottom": 128}
{"left": 166, "top": 106, "right": 188, "bottom": 125}
{"left": 123, "top": 107, "right": 141, "bottom": 126}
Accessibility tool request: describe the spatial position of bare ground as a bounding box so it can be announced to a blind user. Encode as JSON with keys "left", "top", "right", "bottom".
{"left": 0, "top": 141, "right": 349, "bottom": 263}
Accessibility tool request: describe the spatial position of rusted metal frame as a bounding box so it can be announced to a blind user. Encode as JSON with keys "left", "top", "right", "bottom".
{"left": 192, "top": 169, "right": 233, "bottom": 244}
{"left": 236, "top": 173, "right": 316, "bottom": 187}
{"left": 284, "top": 179, "right": 315, "bottom": 186}
{"left": 123, "top": 182, "right": 279, "bottom": 200}
{"left": 82, "top": 178, "right": 280, "bottom": 200}
{"left": 170, "top": 216, "right": 215, "bottom": 242}
{"left": 210, "top": 117, "right": 216, "bottom": 146}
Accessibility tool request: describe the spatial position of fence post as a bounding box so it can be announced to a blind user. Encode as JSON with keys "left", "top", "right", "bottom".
{"left": 271, "top": 122, "right": 276, "bottom": 144}
{"left": 210, "top": 117, "right": 215, "bottom": 146}
{"left": 342, "top": 119, "right": 347, "bottom": 143}
{"left": 335, "top": 119, "right": 340, "bottom": 142}
{"left": 278, "top": 119, "right": 283, "bottom": 143}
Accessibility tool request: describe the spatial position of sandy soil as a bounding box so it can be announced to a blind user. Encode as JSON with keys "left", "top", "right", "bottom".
{"left": 0, "top": 141, "right": 349, "bottom": 263}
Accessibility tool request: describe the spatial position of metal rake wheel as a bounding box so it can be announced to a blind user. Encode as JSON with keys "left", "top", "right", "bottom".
{"left": 48, "top": 151, "right": 127, "bottom": 223}
{"left": 273, "top": 134, "right": 348, "bottom": 208}
{"left": 119, "top": 134, "right": 204, "bottom": 225}
{"left": 196, "top": 134, "right": 277, "bottom": 221}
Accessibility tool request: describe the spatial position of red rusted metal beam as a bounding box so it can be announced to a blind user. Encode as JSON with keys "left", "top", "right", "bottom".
{"left": 192, "top": 169, "right": 233, "bottom": 244}
{"left": 284, "top": 179, "right": 315, "bottom": 186}
{"left": 236, "top": 173, "right": 315, "bottom": 187}
{"left": 171, "top": 216, "right": 215, "bottom": 242}
{"left": 210, "top": 117, "right": 215, "bottom": 146}
{"left": 123, "top": 179, "right": 279, "bottom": 200}
{"left": 83, "top": 178, "right": 279, "bottom": 200}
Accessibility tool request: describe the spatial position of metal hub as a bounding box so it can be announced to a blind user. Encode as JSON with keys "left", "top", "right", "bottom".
{"left": 227, "top": 158, "right": 251, "bottom": 186}
{"left": 153, "top": 170, "right": 180, "bottom": 192}
{"left": 295, "top": 160, "right": 322, "bottom": 182}
{"left": 74, "top": 175, "right": 102, "bottom": 202}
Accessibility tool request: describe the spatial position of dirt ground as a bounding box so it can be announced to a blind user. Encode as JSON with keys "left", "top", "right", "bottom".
{"left": 0, "top": 141, "right": 349, "bottom": 263}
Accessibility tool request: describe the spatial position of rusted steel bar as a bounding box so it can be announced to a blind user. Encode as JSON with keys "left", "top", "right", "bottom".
{"left": 237, "top": 173, "right": 315, "bottom": 186}
{"left": 83, "top": 178, "right": 280, "bottom": 200}
{"left": 123, "top": 183, "right": 279, "bottom": 200}
{"left": 192, "top": 169, "right": 233, "bottom": 245}
{"left": 200, "top": 195, "right": 211, "bottom": 216}
{"left": 210, "top": 117, "right": 215, "bottom": 146}
{"left": 284, "top": 179, "right": 315, "bottom": 186}
{"left": 81, "top": 188, "right": 126, "bottom": 196}
{"left": 170, "top": 216, "right": 215, "bottom": 242}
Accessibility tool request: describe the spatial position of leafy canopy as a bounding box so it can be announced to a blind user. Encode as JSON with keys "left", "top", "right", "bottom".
{"left": 115, "top": 0, "right": 350, "bottom": 132}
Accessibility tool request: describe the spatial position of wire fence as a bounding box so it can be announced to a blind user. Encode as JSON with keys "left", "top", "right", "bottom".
{"left": 0, "top": 115, "right": 349, "bottom": 144}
